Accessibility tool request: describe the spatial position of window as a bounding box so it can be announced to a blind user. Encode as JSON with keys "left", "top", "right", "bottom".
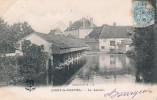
{"left": 110, "top": 60, "right": 115, "bottom": 65}
{"left": 110, "top": 55, "right": 115, "bottom": 64}
{"left": 101, "top": 46, "right": 105, "bottom": 49}
{"left": 110, "top": 41, "right": 115, "bottom": 46}
{"left": 127, "top": 32, "right": 132, "bottom": 36}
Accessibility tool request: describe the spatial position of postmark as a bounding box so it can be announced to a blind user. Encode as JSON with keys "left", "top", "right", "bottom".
{"left": 133, "top": 1, "right": 155, "bottom": 27}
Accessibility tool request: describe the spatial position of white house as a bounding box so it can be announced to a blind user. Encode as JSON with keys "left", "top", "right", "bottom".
{"left": 87, "top": 24, "right": 133, "bottom": 53}
{"left": 64, "top": 17, "right": 96, "bottom": 38}
{"left": 16, "top": 32, "right": 52, "bottom": 55}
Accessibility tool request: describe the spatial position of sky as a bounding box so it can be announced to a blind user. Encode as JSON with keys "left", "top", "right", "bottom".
{"left": 0, "top": 0, "right": 132, "bottom": 33}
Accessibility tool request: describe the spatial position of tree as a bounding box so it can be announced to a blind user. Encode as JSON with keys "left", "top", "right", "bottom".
{"left": 0, "top": 18, "right": 9, "bottom": 35}
{"left": 133, "top": 25, "right": 155, "bottom": 64}
{"left": 9, "top": 22, "right": 34, "bottom": 42}
{"left": 132, "top": 25, "right": 157, "bottom": 83}
{"left": 0, "top": 57, "right": 21, "bottom": 85}
{"left": 0, "top": 18, "right": 35, "bottom": 53}
{"left": 18, "top": 40, "right": 47, "bottom": 80}
{"left": 0, "top": 18, "right": 13, "bottom": 53}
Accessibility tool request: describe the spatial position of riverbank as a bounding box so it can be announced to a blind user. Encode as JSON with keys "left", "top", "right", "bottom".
{"left": 87, "top": 51, "right": 123, "bottom": 55}
{"left": 86, "top": 50, "right": 136, "bottom": 57}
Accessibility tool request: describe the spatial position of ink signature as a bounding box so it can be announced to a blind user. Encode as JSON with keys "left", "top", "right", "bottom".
{"left": 104, "top": 88, "right": 152, "bottom": 99}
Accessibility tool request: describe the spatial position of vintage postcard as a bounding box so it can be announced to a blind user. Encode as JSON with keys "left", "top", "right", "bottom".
{"left": 0, "top": 0, "right": 157, "bottom": 100}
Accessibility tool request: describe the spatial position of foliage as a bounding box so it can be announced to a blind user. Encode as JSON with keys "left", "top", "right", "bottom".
{"left": 9, "top": 22, "right": 34, "bottom": 42}
{"left": 132, "top": 25, "right": 155, "bottom": 64}
{"left": 0, "top": 18, "right": 13, "bottom": 53}
{"left": 18, "top": 40, "right": 48, "bottom": 80}
{"left": 132, "top": 25, "right": 157, "bottom": 83}
{"left": 0, "top": 57, "right": 21, "bottom": 86}
{"left": 0, "top": 18, "right": 34, "bottom": 53}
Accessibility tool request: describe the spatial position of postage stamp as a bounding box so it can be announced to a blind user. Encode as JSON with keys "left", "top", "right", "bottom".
{"left": 133, "top": 0, "right": 155, "bottom": 27}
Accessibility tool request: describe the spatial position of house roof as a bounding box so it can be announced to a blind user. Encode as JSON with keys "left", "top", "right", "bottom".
{"left": 67, "top": 34, "right": 76, "bottom": 38}
{"left": 48, "top": 28, "right": 63, "bottom": 34}
{"left": 83, "top": 38, "right": 98, "bottom": 43}
{"left": 99, "top": 26, "right": 133, "bottom": 39}
{"left": 87, "top": 25, "right": 107, "bottom": 38}
{"left": 33, "top": 32, "right": 88, "bottom": 49}
{"left": 65, "top": 18, "right": 96, "bottom": 31}
{"left": 87, "top": 25, "right": 133, "bottom": 39}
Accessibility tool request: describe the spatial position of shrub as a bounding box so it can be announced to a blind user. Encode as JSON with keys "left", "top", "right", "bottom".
{"left": 18, "top": 40, "right": 48, "bottom": 81}
{"left": 0, "top": 57, "right": 21, "bottom": 86}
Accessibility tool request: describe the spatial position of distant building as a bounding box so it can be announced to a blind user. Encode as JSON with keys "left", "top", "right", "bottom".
{"left": 83, "top": 38, "right": 99, "bottom": 51}
{"left": 64, "top": 17, "right": 96, "bottom": 38}
{"left": 87, "top": 24, "right": 133, "bottom": 53}
{"left": 85, "top": 26, "right": 104, "bottom": 51}
{"left": 16, "top": 32, "right": 88, "bottom": 55}
{"left": 16, "top": 32, "right": 89, "bottom": 69}
{"left": 49, "top": 28, "right": 64, "bottom": 36}
{"left": 67, "top": 34, "right": 76, "bottom": 38}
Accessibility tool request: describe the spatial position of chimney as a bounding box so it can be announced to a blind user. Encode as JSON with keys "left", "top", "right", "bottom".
{"left": 82, "top": 17, "right": 85, "bottom": 28}
{"left": 90, "top": 17, "right": 93, "bottom": 27}
{"left": 69, "top": 21, "right": 72, "bottom": 27}
{"left": 113, "top": 22, "right": 116, "bottom": 26}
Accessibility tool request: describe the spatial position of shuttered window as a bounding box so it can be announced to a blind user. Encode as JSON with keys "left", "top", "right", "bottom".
{"left": 110, "top": 41, "right": 115, "bottom": 46}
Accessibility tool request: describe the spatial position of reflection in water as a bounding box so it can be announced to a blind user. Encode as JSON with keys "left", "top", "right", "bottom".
{"left": 19, "top": 54, "right": 157, "bottom": 86}
{"left": 69, "top": 54, "right": 136, "bottom": 85}
{"left": 51, "top": 56, "right": 86, "bottom": 86}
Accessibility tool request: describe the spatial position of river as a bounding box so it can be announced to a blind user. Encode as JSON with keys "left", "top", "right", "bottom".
{"left": 51, "top": 53, "right": 157, "bottom": 86}
{"left": 19, "top": 53, "right": 157, "bottom": 86}
{"left": 65, "top": 54, "right": 136, "bottom": 86}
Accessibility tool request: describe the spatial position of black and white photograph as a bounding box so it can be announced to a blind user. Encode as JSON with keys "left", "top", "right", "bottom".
{"left": 0, "top": 0, "right": 157, "bottom": 100}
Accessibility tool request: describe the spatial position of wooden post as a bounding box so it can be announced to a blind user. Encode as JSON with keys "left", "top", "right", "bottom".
{"left": 45, "top": 57, "right": 49, "bottom": 85}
